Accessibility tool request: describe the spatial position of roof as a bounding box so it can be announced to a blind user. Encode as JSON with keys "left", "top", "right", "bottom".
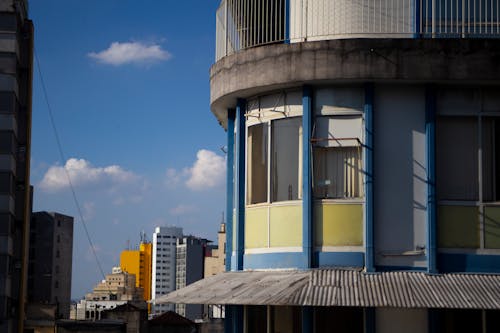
{"left": 148, "top": 311, "right": 195, "bottom": 326}
{"left": 156, "top": 269, "right": 500, "bottom": 310}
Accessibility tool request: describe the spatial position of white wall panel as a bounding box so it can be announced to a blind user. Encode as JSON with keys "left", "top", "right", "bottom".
{"left": 374, "top": 85, "right": 427, "bottom": 268}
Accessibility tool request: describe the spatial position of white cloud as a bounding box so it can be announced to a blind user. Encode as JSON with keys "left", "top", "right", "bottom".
{"left": 165, "top": 168, "right": 188, "bottom": 188}
{"left": 39, "top": 158, "right": 139, "bottom": 192}
{"left": 82, "top": 201, "right": 96, "bottom": 221}
{"left": 169, "top": 204, "right": 197, "bottom": 216}
{"left": 165, "top": 149, "right": 226, "bottom": 191}
{"left": 88, "top": 41, "right": 171, "bottom": 66}
{"left": 186, "top": 149, "right": 226, "bottom": 191}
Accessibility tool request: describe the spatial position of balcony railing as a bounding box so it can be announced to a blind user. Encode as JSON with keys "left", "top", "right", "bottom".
{"left": 215, "top": 0, "right": 500, "bottom": 61}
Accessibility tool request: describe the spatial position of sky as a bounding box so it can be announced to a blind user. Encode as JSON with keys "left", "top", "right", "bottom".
{"left": 29, "top": 0, "right": 226, "bottom": 299}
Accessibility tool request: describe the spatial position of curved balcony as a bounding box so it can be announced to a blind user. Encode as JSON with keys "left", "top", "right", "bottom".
{"left": 216, "top": 0, "right": 500, "bottom": 61}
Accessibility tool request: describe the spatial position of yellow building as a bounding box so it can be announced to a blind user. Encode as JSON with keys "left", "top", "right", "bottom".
{"left": 120, "top": 242, "right": 152, "bottom": 306}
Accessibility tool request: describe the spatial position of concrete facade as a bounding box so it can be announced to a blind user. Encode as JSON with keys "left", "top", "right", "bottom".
{"left": 28, "top": 212, "right": 74, "bottom": 319}
{"left": 209, "top": 1, "right": 500, "bottom": 332}
{"left": 0, "top": 1, "right": 33, "bottom": 332}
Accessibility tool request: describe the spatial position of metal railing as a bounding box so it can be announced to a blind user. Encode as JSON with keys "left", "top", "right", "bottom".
{"left": 420, "top": 0, "right": 500, "bottom": 36}
{"left": 215, "top": 0, "right": 500, "bottom": 61}
{"left": 216, "top": 0, "right": 287, "bottom": 61}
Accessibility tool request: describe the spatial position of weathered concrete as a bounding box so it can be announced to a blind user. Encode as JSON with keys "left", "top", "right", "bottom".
{"left": 210, "top": 38, "right": 500, "bottom": 126}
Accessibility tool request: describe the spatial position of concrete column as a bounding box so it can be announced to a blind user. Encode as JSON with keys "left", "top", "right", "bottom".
{"left": 235, "top": 99, "right": 246, "bottom": 271}
{"left": 364, "top": 83, "right": 375, "bottom": 272}
{"left": 302, "top": 86, "right": 313, "bottom": 268}
{"left": 226, "top": 109, "right": 235, "bottom": 271}
{"left": 425, "top": 86, "right": 437, "bottom": 274}
{"left": 301, "top": 306, "right": 313, "bottom": 333}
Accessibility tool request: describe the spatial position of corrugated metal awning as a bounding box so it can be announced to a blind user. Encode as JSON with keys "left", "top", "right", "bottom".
{"left": 156, "top": 269, "right": 500, "bottom": 309}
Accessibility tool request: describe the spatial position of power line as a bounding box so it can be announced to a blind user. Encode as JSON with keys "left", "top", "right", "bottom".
{"left": 34, "top": 48, "right": 108, "bottom": 284}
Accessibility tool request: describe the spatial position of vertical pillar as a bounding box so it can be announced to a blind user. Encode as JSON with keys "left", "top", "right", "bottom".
{"left": 224, "top": 306, "right": 233, "bottom": 333}
{"left": 233, "top": 305, "right": 244, "bottom": 333}
{"left": 364, "top": 83, "right": 375, "bottom": 273}
{"left": 301, "top": 306, "right": 313, "bottom": 333}
{"left": 414, "top": 0, "right": 421, "bottom": 38}
{"left": 285, "top": 0, "right": 290, "bottom": 43}
{"left": 302, "top": 86, "right": 313, "bottom": 269}
{"left": 235, "top": 99, "right": 246, "bottom": 271}
{"left": 428, "top": 309, "right": 439, "bottom": 333}
{"left": 364, "top": 308, "right": 376, "bottom": 333}
{"left": 426, "top": 86, "right": 437, "bottom": 274}
{"left": 226, "top": 109, "right": 235, "bottom": 272}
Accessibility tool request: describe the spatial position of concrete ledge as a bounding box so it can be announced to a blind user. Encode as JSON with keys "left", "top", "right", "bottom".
{"left": 210, "top": 39, "right": 500, "bottom": 125}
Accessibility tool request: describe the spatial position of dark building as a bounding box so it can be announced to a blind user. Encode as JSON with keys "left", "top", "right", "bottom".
{"left": 175, "top": 236, "right": 209, "bottom": 321}
{"left": 28, "top": 212, "right": 74, "bottom": 319}
{"left": 148, "top": 311, "right": 196, "bottom": 333}
{"left": 101, "top": 303, "right": 148, "bottom": 333}
{"left": 0, "top": 1, "right": 33, "bottom": 332}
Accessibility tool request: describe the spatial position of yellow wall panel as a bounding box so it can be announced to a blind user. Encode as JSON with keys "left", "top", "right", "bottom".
{"left": 438, "top": 205, "right": 479, "bottom": 248}
{"left": 314, "top": 204, "right": 363, "bottom": 246}
{"left": 484, "top": 207, "right": 500, "bottom": 249}
{"left": 269, "top": 205, "right": 302, "bottom": 247}
{"left": 245, "top": 207, "right": 269, "bottom": 248}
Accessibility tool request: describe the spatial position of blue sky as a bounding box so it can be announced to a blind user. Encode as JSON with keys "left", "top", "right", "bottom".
{"left": 29, "top": 0, "right": 226, "bottom": 299}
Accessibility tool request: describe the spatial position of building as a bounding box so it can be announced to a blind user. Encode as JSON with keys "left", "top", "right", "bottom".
{"left": 73, "top": 267, "right": 145, "bottom": 321}
{"left": 0, "top": 1, "right": 33, "bottom": 332}
{"left": 120, "top": 242, "right": 152, "bottom": 306}
{"left": 203, "top": 223, "right": 226, "bottom": 321}
{"left": 27, "top": 211, "right": 74, "bottom": 319}
{"left": 204, "top": 222, "right": 226, "bottom": 278}
{"left": 150, "top": 226, "right": 182, "bottom": 316}
{"left": 175, "top": 236, "right": 209, "bottom": 321}
{"left": 159, "top": 0, "right": 500, "bottom": 332}
{"left": 101, "top": 303, "right": 148, "bottom": 333}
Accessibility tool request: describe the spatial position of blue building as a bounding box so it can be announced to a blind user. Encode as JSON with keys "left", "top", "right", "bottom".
{"left": 161, "top": 1, "right": 500, "bottom": 332}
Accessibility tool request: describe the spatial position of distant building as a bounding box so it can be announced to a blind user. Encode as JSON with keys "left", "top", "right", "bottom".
{"left": 0, "top": 1, "right": 33, "bottom": 332}
{"left": 147, "top": 311, "right": 196, "bottom": 333}
{"left": 27, "top": 211, "right": 74, "bottom": 319}
{"left": 175, "top": 236, "right": 210, "bottom": 321}
{"left": 204, "top": 223, "right": 226, "bottom": 278}
{"left": 120, "top": 242, "right": 152, "bottom": 306}
{"left": 150, "top": 226, "right": 182, "bottom": 316}
{"left": 101, "top": 303, "right": 147, "bottom": 333}
{"left": 203, "top": 223, "right": 226, "bottom": 321}
{"left": 73, "top": 267, "right": 145, "bottom": 321}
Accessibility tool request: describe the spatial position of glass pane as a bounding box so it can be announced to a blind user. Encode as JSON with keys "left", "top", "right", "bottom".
{"left": 482, "top": 117, "right": 500, "bottom": 202}
{"left": 436, "top": 117, "right": 478, "bottom": 201}
{"left": 247, "top": 124, "right": 268, "bottom": 204}
{"left": 313, "top": 146, "right": 362, "bottom": 199}
{"left": 272, "top": 118, "right": 301, "bottom": 202}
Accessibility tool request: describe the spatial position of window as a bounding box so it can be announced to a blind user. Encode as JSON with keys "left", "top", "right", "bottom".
{"left": 437, "top": 117, "right": 478, "bottom": 201}
{"left": 247, "top": 118, "right": 302, "bottom": 204}
{"left": 482, "top": 117, "right": 500, "bottom": 201}
{"left": 247, "top": 123, "right": 268, "bottom": 204}
{"left": 271, "top": 118, "right": 302, "bottom": 201}
{"left": 313, "top": 116, "right": 363, "bottom": 199}
{"left": 437, "top": 115, "right": 500, "bottom": 202}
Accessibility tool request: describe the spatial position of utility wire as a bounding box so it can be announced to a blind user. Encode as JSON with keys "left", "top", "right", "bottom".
{"left": 34, "top": 48, "right": 108, "bottom": 285}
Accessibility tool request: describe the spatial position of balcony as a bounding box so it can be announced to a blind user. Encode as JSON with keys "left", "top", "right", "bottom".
{"left": 216, "top": 0, "right": 500, "bottom": 61}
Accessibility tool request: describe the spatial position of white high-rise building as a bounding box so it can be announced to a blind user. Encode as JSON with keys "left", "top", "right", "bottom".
{"left": 151, "top": 226, "right": 183, "bottom": 316}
